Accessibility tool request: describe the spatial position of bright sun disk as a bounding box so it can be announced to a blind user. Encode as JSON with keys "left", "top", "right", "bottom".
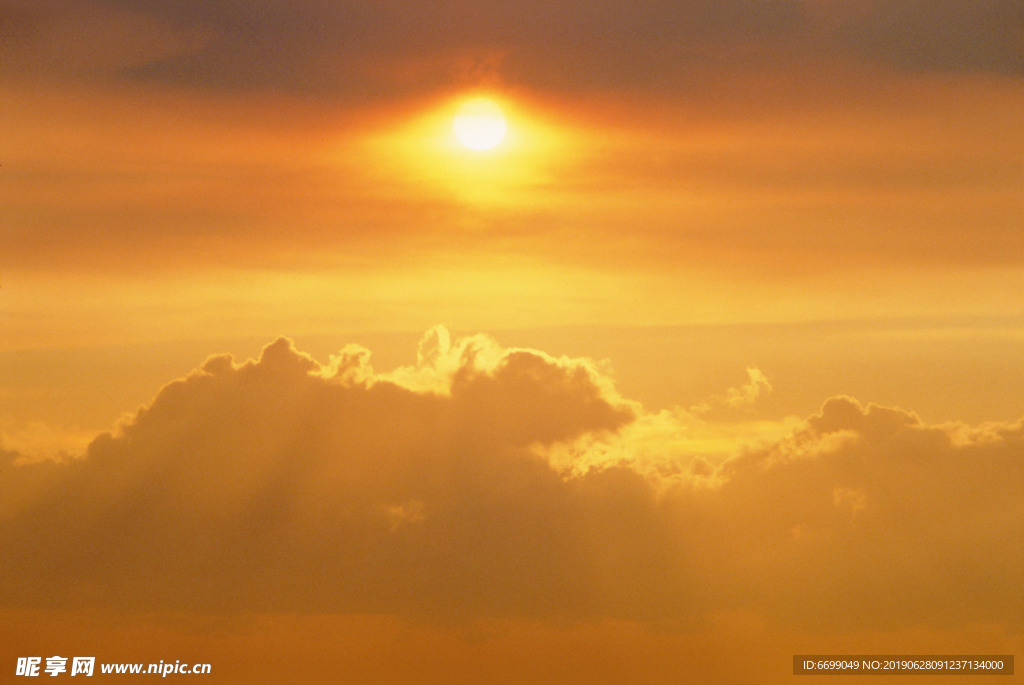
{"left": 453, "top": 98, "right": 507, "bottom": 151}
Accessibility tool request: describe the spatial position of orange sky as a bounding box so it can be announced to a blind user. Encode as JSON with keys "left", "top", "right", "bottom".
{"left": 2, "top": 1, "right": 1023, "bottom": 683}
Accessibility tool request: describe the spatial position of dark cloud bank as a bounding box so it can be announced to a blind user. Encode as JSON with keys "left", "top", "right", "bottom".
{"left": 9, "top": 1, "right": 1021, "bottom": 95}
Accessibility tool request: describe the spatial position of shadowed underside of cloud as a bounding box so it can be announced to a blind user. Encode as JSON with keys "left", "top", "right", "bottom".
{"left": 1, "top": 330, "right": 1021, "bottom": 630}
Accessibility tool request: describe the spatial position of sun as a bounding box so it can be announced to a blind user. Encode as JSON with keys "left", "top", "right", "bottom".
{"left": 453, "top": 98, "right": 507, "bottom": 151}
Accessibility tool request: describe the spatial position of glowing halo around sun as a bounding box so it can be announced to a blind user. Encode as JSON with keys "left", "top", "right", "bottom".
{"left": 453, "top": 98, "right": 507, "bottom": 151}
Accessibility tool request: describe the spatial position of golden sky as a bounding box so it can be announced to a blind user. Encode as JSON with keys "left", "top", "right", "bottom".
{"left": 2, "top": 1, "right": 1023, "bottom": 682}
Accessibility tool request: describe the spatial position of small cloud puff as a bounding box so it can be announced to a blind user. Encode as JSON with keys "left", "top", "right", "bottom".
{"left": 689, "top": 367, "right": 772, "bottom": 420}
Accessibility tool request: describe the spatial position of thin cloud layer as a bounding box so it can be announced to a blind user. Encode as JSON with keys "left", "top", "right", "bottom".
{"left": 8, "top": 1, "right": 1019, "bottom": 95}
{"left": 5, "top": 1, "right": 1019, "bottom": 283}
{"left": 28, "top": 1, "right": 1024, "bottom": 90}
{"left": 1, "top": 332, "right": 1021, "bottom": 630}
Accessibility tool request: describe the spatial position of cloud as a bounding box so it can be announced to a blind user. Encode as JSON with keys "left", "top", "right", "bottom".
{"left": 707, "top": 396, "right": 1024, "bottom": 628}
{"left": 1, "top": 332, "right": 1021, "bottom": 631}
{"left": 724, "top": 367, "right": 771, "bottom": 408}
{"left": 5, "top": 2, "right": 1019, "bottom": 283}
{"left": 0, "top": 331, "right": 636, "bottom": 617}
{"left": 689, "top": 367, "right": 772, "bottom": 419}
{"left": 10, "top": 1, "right": 1019, "bottom": 99}
{"left": 77, "top": 0, "right": 808, "bottom": 96}
{"left": 826, "top": 0, "right": 1024, "bottom": 76}
{"left": 0, "top": 0, "right": 203, "bottom": 84}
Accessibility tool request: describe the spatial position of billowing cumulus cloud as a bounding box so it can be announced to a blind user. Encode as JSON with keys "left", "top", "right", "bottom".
{"left": 1, "top": 331, "right": 1021, "bottom": 631}
{"left": 0, "top": 331, "right": 637, "bottom": 617}
{"left": 701, "top": 397, "right": 1024, "bottom": 628}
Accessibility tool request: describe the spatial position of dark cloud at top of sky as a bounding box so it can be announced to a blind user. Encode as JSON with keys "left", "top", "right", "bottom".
{"left": 106, "top": 0, "right": 807, "bottom": 96}
{"left": 9, "top": 0, "right": 1019, "bottom": 99}
{"left": 833, "top": 0, "right": 1024, "bottom": 75}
